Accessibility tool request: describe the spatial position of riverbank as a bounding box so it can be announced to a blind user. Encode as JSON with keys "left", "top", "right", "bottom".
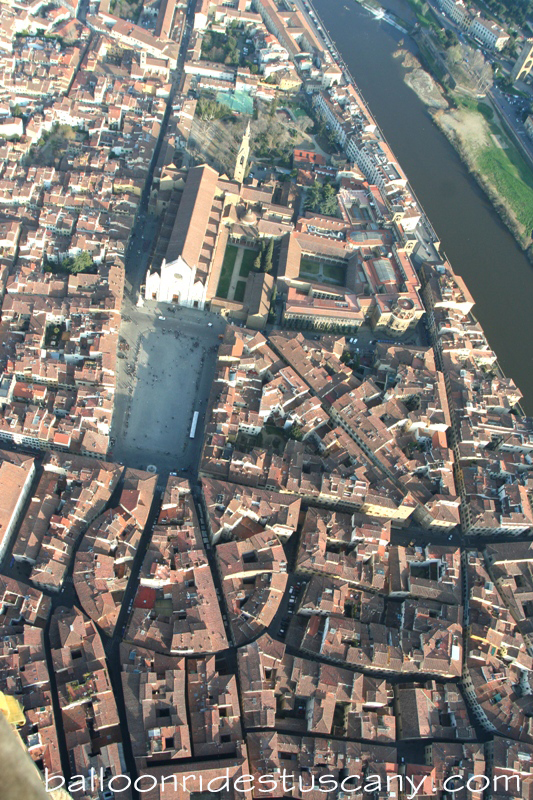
{"left": 313, "top": 0, "right": 533, "bottom": 408}
{"left": 433, "top": 106, "right": 533, "bottom": 251}
{"left": 398, "top": 54, "right": 533, "bottom": 256}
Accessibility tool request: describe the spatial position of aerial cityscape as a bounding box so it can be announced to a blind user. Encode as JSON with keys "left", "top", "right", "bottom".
{"left": 0, "top": 0, "right": 532, "bottom": 796}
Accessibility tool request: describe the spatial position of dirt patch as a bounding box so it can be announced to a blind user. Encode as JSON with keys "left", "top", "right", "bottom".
{"left": 433, "top": 107, "right": 490, "bottom": 157}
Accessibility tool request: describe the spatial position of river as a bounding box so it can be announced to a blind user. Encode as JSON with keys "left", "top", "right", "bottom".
{"left": 313, "top": 0, "right": 533, "bottom": 413}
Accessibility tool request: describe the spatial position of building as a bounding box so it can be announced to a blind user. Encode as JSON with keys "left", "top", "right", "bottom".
{"left": 49, "top": 606, "right": 130, "bottom": 795}
{"left": 234, "top": 120, "right": 251, "bottom": 184}
{"left": 145, "top": 165, "right": 222, "bottom": 309}
{"left": 127, "top": 476, "right": 228, "bottom": 655}
{"left": 121, "top": 644, "right": 191, "bottom": 767}
{"left": 0, "top": 451, "right": 36, "bottom": 561}
{"left": 436, "top": 0, "right": 469, "bottom": 28}
{"left": 512, "top": 38, "right": 533, "bottom": 82}
{"left": 468, "top": 14, "right": 509, "bottom": 50}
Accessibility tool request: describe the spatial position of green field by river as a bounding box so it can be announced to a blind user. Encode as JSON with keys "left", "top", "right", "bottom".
{"left": 477, "top": 132, "right": 533, "bottom": 237}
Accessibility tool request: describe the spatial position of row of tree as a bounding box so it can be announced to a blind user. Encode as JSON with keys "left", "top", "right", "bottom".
{"left": 253, "top": 238, "right": 275, "bottom": 273}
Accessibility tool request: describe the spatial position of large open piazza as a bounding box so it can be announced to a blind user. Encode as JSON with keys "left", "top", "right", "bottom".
{"left": 111, "top": 303, "right": 225, "bottom": 479}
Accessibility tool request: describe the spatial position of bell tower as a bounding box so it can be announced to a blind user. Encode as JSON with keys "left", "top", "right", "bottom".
{"left": 234, "top": 120, "right": 251, "bottom": 184}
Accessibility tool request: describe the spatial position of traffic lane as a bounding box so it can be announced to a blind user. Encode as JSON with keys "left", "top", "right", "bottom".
{"left": 487, "top": 90, "right": 533, "bottom": 165}
{"left": 268, "top": 573, "right": 309, "bottom": 639}
{"left": 491, "top": 89, "right": 531, "bottom": 134}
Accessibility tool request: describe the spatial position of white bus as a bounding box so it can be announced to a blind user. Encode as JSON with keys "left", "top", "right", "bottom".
{"left": 190, "top": 411, "right": 199, "bottom": 439}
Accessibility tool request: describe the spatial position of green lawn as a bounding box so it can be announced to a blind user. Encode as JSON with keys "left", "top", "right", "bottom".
{"left": 323, "top": 263, "right": 345, "bottom": 284}
{"left": 299, "top": 258, "right": 345, "bottom": 286}
{"left": 239, "top": 248, "right": 258, "bottom": 277}
{"left": 216, "top": 244, "right": 238, "bottom": 299}
{"left": 476, "top": 127, "right": 533, "bottom": 235}
{"left": 234, "top": 280, "right": 246, "bottom": 302}
{"left": 455, "top": 95, "right": 494, "bottom": 121}
{"left": 299, "top": 258, "right": 320, "bottom": 275}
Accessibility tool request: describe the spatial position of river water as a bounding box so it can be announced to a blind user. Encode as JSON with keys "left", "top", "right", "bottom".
{"left": 313, "top": 0, "right": 533, "bottom": 413}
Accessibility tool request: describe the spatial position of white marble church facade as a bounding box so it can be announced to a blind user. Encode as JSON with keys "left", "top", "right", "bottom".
{"left": 144, "top": 255, "right": 207, "bottom": 309}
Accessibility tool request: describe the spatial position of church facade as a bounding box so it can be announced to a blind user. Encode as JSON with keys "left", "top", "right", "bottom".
{"left": 144, "top": 254, "right": 207, "bottom": 308}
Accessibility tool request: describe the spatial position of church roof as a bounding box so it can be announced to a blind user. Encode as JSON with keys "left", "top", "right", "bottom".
{"left": 166, "top": 164, "right": 219, "bottom": 267}
{"left": 241, "top": 207, "right": 257, "bottom": 225}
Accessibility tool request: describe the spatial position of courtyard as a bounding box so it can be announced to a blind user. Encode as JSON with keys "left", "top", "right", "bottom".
{"left": 298, "top": 257, "right": 346, "bottom": 286}
{"left": 216, "top": 243, "right": 258, "bottom": 301}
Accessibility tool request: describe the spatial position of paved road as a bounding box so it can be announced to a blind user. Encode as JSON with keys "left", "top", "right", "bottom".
{"left": 489, "top": 85, "right": 533, "bottom": 168}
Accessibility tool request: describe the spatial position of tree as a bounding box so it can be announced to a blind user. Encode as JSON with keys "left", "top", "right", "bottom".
{"left": 71, "top": 252, "right": 94, "bottom": 273}
{"left": 268, "top": 97, "right": 279, "bottom": 117}
{"left": 253, "top": 251, "right": 262, "bottom": 270}
{"left": 196, "top": 95, "right": 227, "bottom": 121}
{"left": 44, "top": 251, "right": 95, "bottom": 275}
{"left": 434, "top": 26, "right": 447, "bottom": 48}
{"left": 305, "top": 180, "right": 340, "bottom": 217}
{"left": 290, "top": 423, "right": 303, "bottom": 441}
{"left": 305, "top": 180, "right": 322, "bottom": 211}
{"left": 444, "top": 30, "right": 459, "bottom": 49}
{"left": 327, "top": 130, "right": 338, "bottom": 151}
{"left": 321, "top": 182, "right": 339, "bottom": 216}
{"left": 263, "top": 238, "right": 274, "bottom": 273}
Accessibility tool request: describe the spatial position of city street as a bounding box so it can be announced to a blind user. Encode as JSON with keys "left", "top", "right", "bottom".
{"left": 489, "top": 85, "right": 533, "bottom": 168}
